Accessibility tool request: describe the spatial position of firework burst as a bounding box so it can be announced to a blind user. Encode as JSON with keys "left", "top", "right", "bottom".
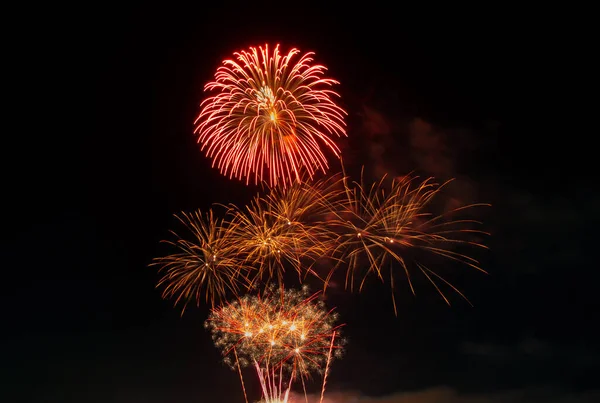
{"left": 264, "top": 173, "right": 344, "bottom": 226}
{"left": 324, "top": 173, "right": 490, "bottom": 315}
{"left": 195, "top": 43, "right": 347, "bottom": 188}
{"left": 151, "top": 209, "right": 248, "bottom": 310}
{"left": 224, "top": 175, "right": 344, "bottom": 288}
{"left": 264, "top": 173, "right": 345, "bottom": 258}
{"left": 225, "top": 196, "right": 307, "bottom": 288}
{"left": 205, "top": 284, "right": 345, "bottom": 378}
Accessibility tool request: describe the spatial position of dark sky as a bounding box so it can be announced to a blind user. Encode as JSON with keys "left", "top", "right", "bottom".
{"left": 5, "top": 4, "right": 596, "bottom": 403}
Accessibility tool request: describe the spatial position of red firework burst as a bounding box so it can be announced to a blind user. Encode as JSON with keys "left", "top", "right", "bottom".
{"left": 195, "top": 44, "right": 347, "bottom": 188}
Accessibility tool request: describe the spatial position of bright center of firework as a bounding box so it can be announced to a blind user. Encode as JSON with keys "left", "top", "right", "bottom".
{"left": 235, "top": 315, "right": 313, "bottom": 351}
{"left": 257, "top": 85, "right": 278, "bottom": 122}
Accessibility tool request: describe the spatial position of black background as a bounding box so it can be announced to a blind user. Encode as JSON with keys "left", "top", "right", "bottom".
{"left": 4, "top": 4, "right": 596, "bottom": 403}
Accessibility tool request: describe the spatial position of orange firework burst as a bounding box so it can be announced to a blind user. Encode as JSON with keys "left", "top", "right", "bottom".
{"left": 262, "top": 174, "right": 345, "bottom": 274}
{"left": 151, "top": 209, "right": 248, "bottom": 310}
{"left": 205, "top": 284, "right": 345, "bottom": 378}
{"left": 195, "top": 44, "right": 347, "bottom": 188}
{"left": 264, "top": 173, "right": 345, "bottom": 241}
{"left": 225, "top": 196, "right": 307, "bottom": 288}
{"left": 325, "top": 173, "right": 490, "bottom": 315}
{"left": 224, "top": 175, "right": 344, "bottom": 288}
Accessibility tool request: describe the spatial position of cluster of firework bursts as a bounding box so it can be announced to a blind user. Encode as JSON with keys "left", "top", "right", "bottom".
{"left": 153, "top": 173, "right": 488, "bottom": 314}
{"left": 152, "top": 43, "right": 489, "bottom": 402}
{"left": 153, "top": 175, "right": 343, "bottom": 310}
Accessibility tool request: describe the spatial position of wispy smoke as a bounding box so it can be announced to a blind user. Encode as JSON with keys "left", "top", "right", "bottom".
{"left": 349, "top": 100, "right": 490, "bottom": 215}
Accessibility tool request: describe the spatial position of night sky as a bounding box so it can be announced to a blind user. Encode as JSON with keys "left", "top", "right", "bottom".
{"left": 5, "top": 4, "right": 597, "bottom": 403}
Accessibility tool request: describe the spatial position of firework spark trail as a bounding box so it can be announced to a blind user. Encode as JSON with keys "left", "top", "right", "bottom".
{"left": 323, "top": 171, "right": 490, "bottom": 315}
{"left": 234, "top": 347, "right": 249, "bottom": 403}
{"left": 319, "top": 331, "right": 336, "bottom": 403}
{"left": 151, "top": 209, "right": 248, "bottom": 311}
{"left": 255, "top": 361, "right": 293, "bottom": 403}
{"left": 195, "top": 44, "right": 347, "bottom": 188}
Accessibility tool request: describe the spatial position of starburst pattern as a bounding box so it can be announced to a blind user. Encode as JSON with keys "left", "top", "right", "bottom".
{"left": 151, "top": 209, "right": 247, "bottom": 310}
{"left": 205, "top": 284, "right": 344, "bottom": 377}
{"left": 195, "top": 44, "right": 347, "bottom": 188}
{"left": 324, "top": 173, "right": 490, "bottom": 315}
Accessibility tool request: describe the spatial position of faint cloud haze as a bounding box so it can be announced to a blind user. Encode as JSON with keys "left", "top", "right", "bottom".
{"left": 291, "top": 386, "right": 600, "bottom": 403}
